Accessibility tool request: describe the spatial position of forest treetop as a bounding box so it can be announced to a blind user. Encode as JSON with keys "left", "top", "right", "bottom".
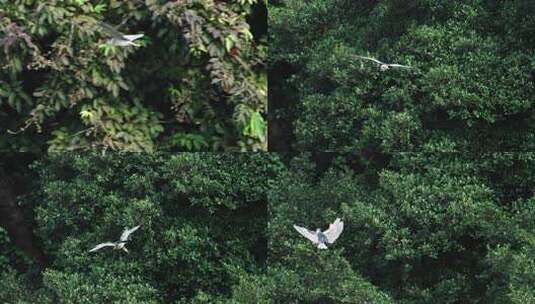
{"left": 0, "top": 152, "right": 278, "bottom": 303}
{"left": 269, "top": 0, "right": 535, "bottom": 152}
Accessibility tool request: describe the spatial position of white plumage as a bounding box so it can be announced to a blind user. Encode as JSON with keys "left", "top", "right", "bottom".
{"left": 355, "top": 55, "right": 412, "bottom": 71}
{"left": 89, "top": 225, "right": 141, "bottom": 253}
{"left": 88, "top": 242, "right": 116, "bottom": 252}
{"left": 119, "top": 225, "right": 141, "bottom": 242}
{"left": 97, "top": 21, "right": 144, "bottom": 47}
{"left": 293, "top": 218, "right": 344, "bottom": 249}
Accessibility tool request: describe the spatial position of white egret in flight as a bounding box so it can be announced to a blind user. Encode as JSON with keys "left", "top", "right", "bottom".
{"left": 97, "top": 21, "right": 144, "bottom": 47}
{"left": 293, "top": 218, "right": 344, "bottom": 249}
{"left": 89, "top": 225, "right": 141, "bottom": 253}
{"left": 355, "top": 55, "right": 412, "bottom": 71}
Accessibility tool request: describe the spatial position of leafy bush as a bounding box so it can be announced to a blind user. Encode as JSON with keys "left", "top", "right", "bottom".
{"left": 1, "top": 0, "right": 267, "bottom": 152}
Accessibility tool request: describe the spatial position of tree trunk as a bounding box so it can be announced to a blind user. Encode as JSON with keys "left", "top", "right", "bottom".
{"left": 0, "top": 174, "right": 46, "bottom": 268}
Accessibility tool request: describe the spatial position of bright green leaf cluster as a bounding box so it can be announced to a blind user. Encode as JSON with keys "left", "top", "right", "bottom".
{"left": 1, "top": 0, "right": 267, "bottom": 152}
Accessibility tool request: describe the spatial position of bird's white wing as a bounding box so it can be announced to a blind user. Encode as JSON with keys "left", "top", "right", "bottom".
{"left": 97, "top": 21, "right": 126, "bottom": 39}
{"left": 89, "top": 242, "right": 116, "bottom": 252}
{"left": 123, "top": 34, "right": 144, "bottom": 41}
{"left": 323, "top": 218, "right": 344, "bottom": 244}
{"left": 388, "top": 64, "right": 412, "bottom": 69}
{"left": 120, "top": 225, "right": 141, "bottom": 241}
{"left": 355, "top": 56, "right": 384, "bottom": 65}
{"left": 293, "top": 225, "right": 319, "bottom": 244}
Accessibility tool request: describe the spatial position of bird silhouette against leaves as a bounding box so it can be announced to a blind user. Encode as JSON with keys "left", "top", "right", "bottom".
{"left": 294, "top": 218, "right": 344, "bottom": 249}
{"left": 89, "top": 225, "right": 141, "bottom": 253}
{"left": 97, "top": 21, "right": 144, "bottom": 47}
{"left": 355, "top": 55, "right": 413, "bottom": 71}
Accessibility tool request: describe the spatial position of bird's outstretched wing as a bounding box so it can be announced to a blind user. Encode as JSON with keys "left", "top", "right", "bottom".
{"left": 323, "top": 218, "right": 343, "bottom": 244}
{"left": 89, "top": 242, "right": 116, "bottom": 252}
{"left": 388, "top": 64, "right": 412, "bottom": 69}
{"left": 97, "top": 21, "right": 126, "bottom": 39}
{"left": 122, "top": 34, "right": 144, "bottom": 41}
{"left": 355, "top": 56, "right": 384, "bottom": 65}
{"left": 293, "top": 225, "right": 319, "bottom": 244}
{"left": 120, "top": 225, "right": 141, "bottom": 242}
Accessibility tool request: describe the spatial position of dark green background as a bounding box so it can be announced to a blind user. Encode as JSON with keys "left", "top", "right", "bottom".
{"left": 2, "top": 153, "right": 534, "bottom": 303}
{"left": 269, "top": 0, "right": 535, "bottom": 152}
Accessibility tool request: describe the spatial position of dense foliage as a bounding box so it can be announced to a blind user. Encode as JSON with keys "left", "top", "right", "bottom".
{"left": 256, "top": 153, "right": 535, "bottom": 303}
{"left": 1, "top": 0, "right": 267, "bottom": 152}
{"left": 2, "top": 152, "right": 535, "bottom": 303}
{"left": 269, "top": 0, "right": 535, "bottom": 151}
{"left": 0, "top": 153, "right": 279, "bottom": 303}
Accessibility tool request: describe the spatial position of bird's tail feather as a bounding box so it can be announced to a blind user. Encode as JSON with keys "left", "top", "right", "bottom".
{"left": 318, "top": 243, "right": 328, "bottom": 249}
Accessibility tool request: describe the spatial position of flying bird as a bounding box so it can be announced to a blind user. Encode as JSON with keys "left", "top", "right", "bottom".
{"left": 355, "top": 55, "right": 412, "bottom": 71}
{"left": 97, "top": 21, "right": 144, "bottom": 47}
{"left": 293, "top": 218, "right": 344, "bottom": 249}
{"left": 89, "top": 225, "right": 141, "bottom": 253}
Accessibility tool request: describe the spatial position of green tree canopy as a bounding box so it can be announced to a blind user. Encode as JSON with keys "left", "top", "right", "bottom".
{"left": 0, "top": 153, "right": 280, "bottom": 303}
{"left": 269, "top": 0, "right": 535, "bottom": 152}
{"left": 262, "top": 152, "right": 535, "bottom": 303}
{"left": 2, "top": 153, "right": 535, "bottom": 303}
